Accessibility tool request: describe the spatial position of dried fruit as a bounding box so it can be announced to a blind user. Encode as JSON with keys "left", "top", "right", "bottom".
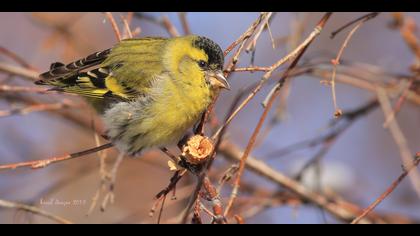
{"left": 182, "top": 135, "right": 214, "bottom": 165}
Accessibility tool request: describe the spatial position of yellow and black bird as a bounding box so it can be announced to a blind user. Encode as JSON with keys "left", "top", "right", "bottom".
{"left": 36, "top": 35, "right": 229, "bottom": 155}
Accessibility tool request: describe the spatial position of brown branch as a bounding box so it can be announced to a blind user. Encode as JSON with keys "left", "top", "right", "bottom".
{"left": 99, "top": 153, "right": 125, "bottom": 212}
{"left": 245, "top": 12, "right": 274, "bottom": 53}
{"left": 351, "top": 153, "right": 420, "bottom": 224}
{"left": 391, "top": 13, "right": 420, "bottom": 60}
{"left": 178, "top": 89, "right": 246, "bottom": 224}
{"left": 202, "top": 176, "right": 226, "bottom": 224}
{"left": 224, "top": 13, "right": 271, "bottom": 77}
{"left": 223, "top": 13, "right": 267, "bottom": 57}
{"left": 376, "top": 87, "right": 420, "bottom": 198}
{"left": 1, "top": 91, "right": 103, "bottom": 135}
{"left": 213, "top": 14, "right": 332, "bottom": 139}
{"left": 178, "top": 12, "right": 191, "bottom": 35}
{"left": 219, "top": 140, "right": 382, "bottom": 223}
{"left": 0, "top": 199, "right": 72, "bottom": 224}
{"left": 105, "top": 12, "right": 122, "bottom": 42}
{"left": 330, "top": 16, "right": 373, "bottom": 118}
{"left": 0, "top": 85, "right": 50, "bottom": 94}
{"left": 383, "top": 78, "right": 414, "bottom": 127}
{"left": 120, "top": 14, "right": 133, "bottom": 39}
{"left": 226, "top": 66, "right": 271, "bottom": 72}
{"left": 133, "top": 13, "right": 179, "bottom": 38}
{"left": 0, "top": 143, "right": 113, "bottom": 171}
{"left": 330, "top": 12, "right": 379, "bottom": 39}
{"left": 0, "top": 62, "right": 39, "bottom": 81}
{"left": 177, "top": 14, "right": 272, "bottom": 223}
{"left": 179, "top": 87, "right": 247, "bottom": 223}
{"left": 0, "top": 99, "right": 78, "bottom": 118}
{"left": 192, "top": 199, "right": 203, "bottom": 224}
{"left": 224, "top": 12, "right": 332, "bottom": 216}
{"left": 121, "top": 12, "right": 134, "bottom": 39}
{"left": 265, "top": 99, "right": 378, "bottom": 164}
{"left": 0, "top": 46, "right": 37, "bottom": 70}
{"left": 161, "top": 15, "right": 180, "bottom": 37}
{"left": 150, "top": 169, "right": 188, "bottom": 223}
{"left": 308, "top": 67, "right": 420, "bottom": 106}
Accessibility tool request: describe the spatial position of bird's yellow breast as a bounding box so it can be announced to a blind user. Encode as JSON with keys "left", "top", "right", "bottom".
{"left": 144, "top": 72, "right": 212, "bottom": 146}
{"left": 138, "top": 36, "right": 214, "bottom": 146}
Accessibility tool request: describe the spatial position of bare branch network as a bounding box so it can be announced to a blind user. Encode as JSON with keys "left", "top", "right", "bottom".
{"left": 0, "top": 12, "right": 419, "bottom": 224}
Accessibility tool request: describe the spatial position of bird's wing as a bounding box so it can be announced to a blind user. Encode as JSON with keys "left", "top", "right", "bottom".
{"left": 36, "top": 37, "right": 168, "bottom": 100}
{"left": 38, "top": 49, "right": 111, "bottom": 80}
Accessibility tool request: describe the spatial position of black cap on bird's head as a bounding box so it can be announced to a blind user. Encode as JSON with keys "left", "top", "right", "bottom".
{"left": 192, "top": 36, "right": 229, "bottom": 90}
{"left": 192, "top": 36, "right": 224, "bottom": 71}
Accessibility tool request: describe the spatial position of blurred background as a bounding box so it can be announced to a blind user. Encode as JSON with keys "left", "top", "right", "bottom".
{"left": 0, "top": 12, "right": 420, "bottom": 224}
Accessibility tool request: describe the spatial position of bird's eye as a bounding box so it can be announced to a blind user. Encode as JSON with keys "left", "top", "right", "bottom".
{"left": 198, "top": 60, "right": 207, "bottom": 68}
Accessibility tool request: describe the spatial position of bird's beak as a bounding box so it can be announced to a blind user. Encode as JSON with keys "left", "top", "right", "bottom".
{"left": 208, "top": 71, "right": 230, "bottom": 90}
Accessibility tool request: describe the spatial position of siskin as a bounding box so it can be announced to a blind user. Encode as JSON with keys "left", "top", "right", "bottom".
{"left": 36, "top": 35, "right": 229, "bottom": 156}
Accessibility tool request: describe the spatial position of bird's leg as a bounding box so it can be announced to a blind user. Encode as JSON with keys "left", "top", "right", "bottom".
{"left": 101, "top": 133, "right": 110, "bottom": 140}
{"left": 177, "top": 133, "right": 192, "bottom": 150}
{"left": 194, "top": 112, "right": 207, "bottom": 135}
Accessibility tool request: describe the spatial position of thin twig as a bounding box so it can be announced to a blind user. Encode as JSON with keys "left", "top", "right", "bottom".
{"left": 86, "top": 126, "right": 109, "bottom": 215}
{"left": 0, "top": 100, "right": 78, "bottom": 118}
{"left": 120, "top": 14, "right": 133, "bottom": 39}
{"left": 376, "top": 87, "right": 420, "bottom": 198}
{"left": 224, "top": 13, "right": 271, "bottom": 77}
{"left": 226, "top": 66, "right": 271, "bottom": 72}
{"left": 224, "top": 13, "right": 267, "bottom": 57}
{"left": 214, "top": 12, "right": 332, "bottom": 141}
{"left": 309, "top": 67, "right": 420, "bottom": 106}
{"left": 178, "top": 12, "right": 191, "bottom": 35}
{"left": 351, "top": 153, "right": 420, "bottom": 224}
{"left": 245, "top": 12, "right": 274, "bottom": 53}
{"left": 202, "top": 176, "right": 226, "bottom": 224}
{"left": 180, "top": 87, "right": 247, "bottom": 223}
{"left": 0, "top": 85, "right": 50, "bottom": 94}
{"left": 265, "top": 99, "right": 378, "bottom": 160}
{"left": 0, "top": 143, "right": 113, "bottom": 171}
{"left": 224, "top": 13, "right": 332, "bottom": 216}
{"left": 105, "top": 12, "right": 122, "bottom": 42}
{"left": 219, "top": 140, "right": 377, "bottom": 223}
{"left": 160, "top": 147, "right": 181, "bottom": 163}
{"left": 393, "top": 13, "right": 420, "bottom": 59}
{"left": 0, "top": 46, "right": 37, "bottom": 70}
{"left": 383, "top": 78, "right": 414, "bottom": 127}
{"left": 133, "top": 13, "right": 179, "bottom": 38}
{"left": 151, "top": 170, "right": 187, "bottom": 223}
{"left": 330, "top": 12, "right": 379, "bottom": 39}
{"left": 330, "top": 19, "right": 368, "bottom": 118}
{"left": 161, "top": 15, "right": 180, "bottom": 37}
{"left": 121, "top": 12, "right": 134, "bottom": 39}
{"left": 0, "top": 199, "right": 72, "bottom": 224}
{"left": 157, "top": 194, "right": 167, "bottom": 224}
{"left": 100, "top": 152, "right": 125, "bottom": 212}
{"left": 0, "top": 62, "right": 39, "bottom": 81}
{"left": 177, "top": 14, "right": 270, "bottom": 223}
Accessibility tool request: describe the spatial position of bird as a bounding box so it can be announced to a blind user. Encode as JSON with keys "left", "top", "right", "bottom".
{"left": 35, "top": 35, "right": 229, "bottom": 156}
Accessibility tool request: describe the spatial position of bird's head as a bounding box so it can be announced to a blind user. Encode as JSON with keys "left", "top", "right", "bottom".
{"left": 166, "top": 35, "right": 230, "bottom": 90}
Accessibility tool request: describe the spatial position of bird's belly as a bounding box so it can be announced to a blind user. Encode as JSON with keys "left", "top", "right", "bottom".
{"left": 145, "top": 101, "right": 203, "bottom": 145}
{"left": 103, "top": 96, "right": 207, "bottom": 156}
